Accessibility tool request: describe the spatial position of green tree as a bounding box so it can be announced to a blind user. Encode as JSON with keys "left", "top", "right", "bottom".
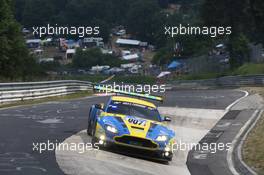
{"left": 0, "top": 0, "right": 36, "bottom": 80}
{"left": 229, "top": 34, "right": 250, "bottom": 67}
{"left": 22, "top": 0, "right": 56, "bottom": 27}
{"left": 152, "top": 47, "right": 173, "bottom": 65}
{"left": 73, "top": 48, "right": 125, "bottom": 69}
{"left": 126, "top": 0, "right": 161, "bottom": 42}
{"left": 91, "top": 19, "right": 110, "bottom": 42}
{"left": 248, "top": 0, "right": 264, "bottom": 44}
{"left": 202, "top": 0, "right": 251, "bottom": 68}
{"left": 14, "top": 0, "right": 26, "bottom": 22}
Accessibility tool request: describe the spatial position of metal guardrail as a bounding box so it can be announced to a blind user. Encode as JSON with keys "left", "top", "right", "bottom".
{"left": 0, "top": 80, "right": 93, "bottom": 103}
{"left": 1, "top": 74, "right": 264, "bottom": 103}
{"left": 170, "top": 74, "right": 264, "bottom": 89}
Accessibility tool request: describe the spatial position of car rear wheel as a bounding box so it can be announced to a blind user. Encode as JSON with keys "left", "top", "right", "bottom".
{"left": 87, "top": 119, "right": 92, "bottom": 136}
{"left": 87, "top": 108, "right": 93, "bottom": 136}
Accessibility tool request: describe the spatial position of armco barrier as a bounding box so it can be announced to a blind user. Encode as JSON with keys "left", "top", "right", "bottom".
{"left": 1, "top": 74, "right": 264, "bottom": 103}
{"left": 170, "top": 74, "right": 264, "bottom": 89}
{"left": 0, "top": 80, "right": 93, "bottom": 103}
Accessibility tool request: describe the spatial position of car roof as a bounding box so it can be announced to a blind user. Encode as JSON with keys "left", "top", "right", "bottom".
{"left": 111, "top": 96, "right": 156, "bottom": 108}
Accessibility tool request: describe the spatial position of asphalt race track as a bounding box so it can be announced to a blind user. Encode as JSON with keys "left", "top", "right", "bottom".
{"left": 0, "top": 89, "right": 246, "bottom": 175}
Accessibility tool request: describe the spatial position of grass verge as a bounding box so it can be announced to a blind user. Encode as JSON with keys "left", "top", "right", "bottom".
{"left": 111, "top": 75, "right": 156, "bottom": 84}
{"left": 53, "top": 75, "right": 156, "bottom": 84}
{"left": 175, "top": 72, "right": 226, "bottom": 80}
{"left": 233, "top": 63, "right": 264, "bottom": 75}
{"left": 243, "top": 112, "right": 264, "bottom": 174}
{"left": 58, "top": 75, "right": 108, "bottom": 83}
{"left": 175, "top": 63, "right": 264, "bottom": 80}
{"left": 0, "top": 90, "right": 93, "bottom": 109}
{"left": 242, "top": 87, "right": 264, "bottom": 174}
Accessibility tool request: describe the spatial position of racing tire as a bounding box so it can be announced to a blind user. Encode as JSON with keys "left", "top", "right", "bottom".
{"left": 87, "top": 108, "right": 92, "bottom": 136}
{"left": 91, "top": 120, "right": 98, "bottom": 147}
{"left": 87, "top": 119, "right": 92, "bottom": 136}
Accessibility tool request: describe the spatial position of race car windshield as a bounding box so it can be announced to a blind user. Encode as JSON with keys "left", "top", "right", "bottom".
{"left": 107, "top": 101, "right": 161, "bottom": 121}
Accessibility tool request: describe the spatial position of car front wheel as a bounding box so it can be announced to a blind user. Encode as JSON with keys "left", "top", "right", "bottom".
{"left": 91, "top": 120, "right": 98, "bottom": 146}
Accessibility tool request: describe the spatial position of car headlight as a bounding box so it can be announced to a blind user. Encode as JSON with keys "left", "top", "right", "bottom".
{"left": 105, "top": 125, "right": 118, "bottom": 133}
{"left": 165, "top": 146, "right": 171, "bottom": 152}
{"left": 156, "top": 135, "right": 168, "bottom": 141}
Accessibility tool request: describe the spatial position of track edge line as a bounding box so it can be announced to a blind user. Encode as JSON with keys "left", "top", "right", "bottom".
{"left": 227, "top": 109, "right": 262, "bottom": 175}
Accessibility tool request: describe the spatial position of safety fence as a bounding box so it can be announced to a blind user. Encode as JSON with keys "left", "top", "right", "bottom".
{"left": 1, "top": 74, "right": 264, "bottom": 103}
{"left": 169, "top": 74, "right": 264, "bottom": 89}
{"left": 0, "top": 80, "right": 93, "bottom": 103}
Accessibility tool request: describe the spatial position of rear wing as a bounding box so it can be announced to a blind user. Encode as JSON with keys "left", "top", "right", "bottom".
{"left": 93, "top": 84, "right": 163, "bottom": 102}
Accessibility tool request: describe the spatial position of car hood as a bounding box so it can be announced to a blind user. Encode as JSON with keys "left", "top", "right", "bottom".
{"left": 100, "top": 112, "right": 175, "bottom": 140}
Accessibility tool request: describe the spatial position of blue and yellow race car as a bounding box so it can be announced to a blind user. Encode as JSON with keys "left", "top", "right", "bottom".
{"left": 87, "top": 87, "right": 175, "bottom": 162}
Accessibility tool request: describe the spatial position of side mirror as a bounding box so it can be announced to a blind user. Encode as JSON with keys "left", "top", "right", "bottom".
{"left": 95, "top": 104, "right": 103, "bottom": 110}
{"left": 163, "top": 116, "right": 172, "bottom": 122}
